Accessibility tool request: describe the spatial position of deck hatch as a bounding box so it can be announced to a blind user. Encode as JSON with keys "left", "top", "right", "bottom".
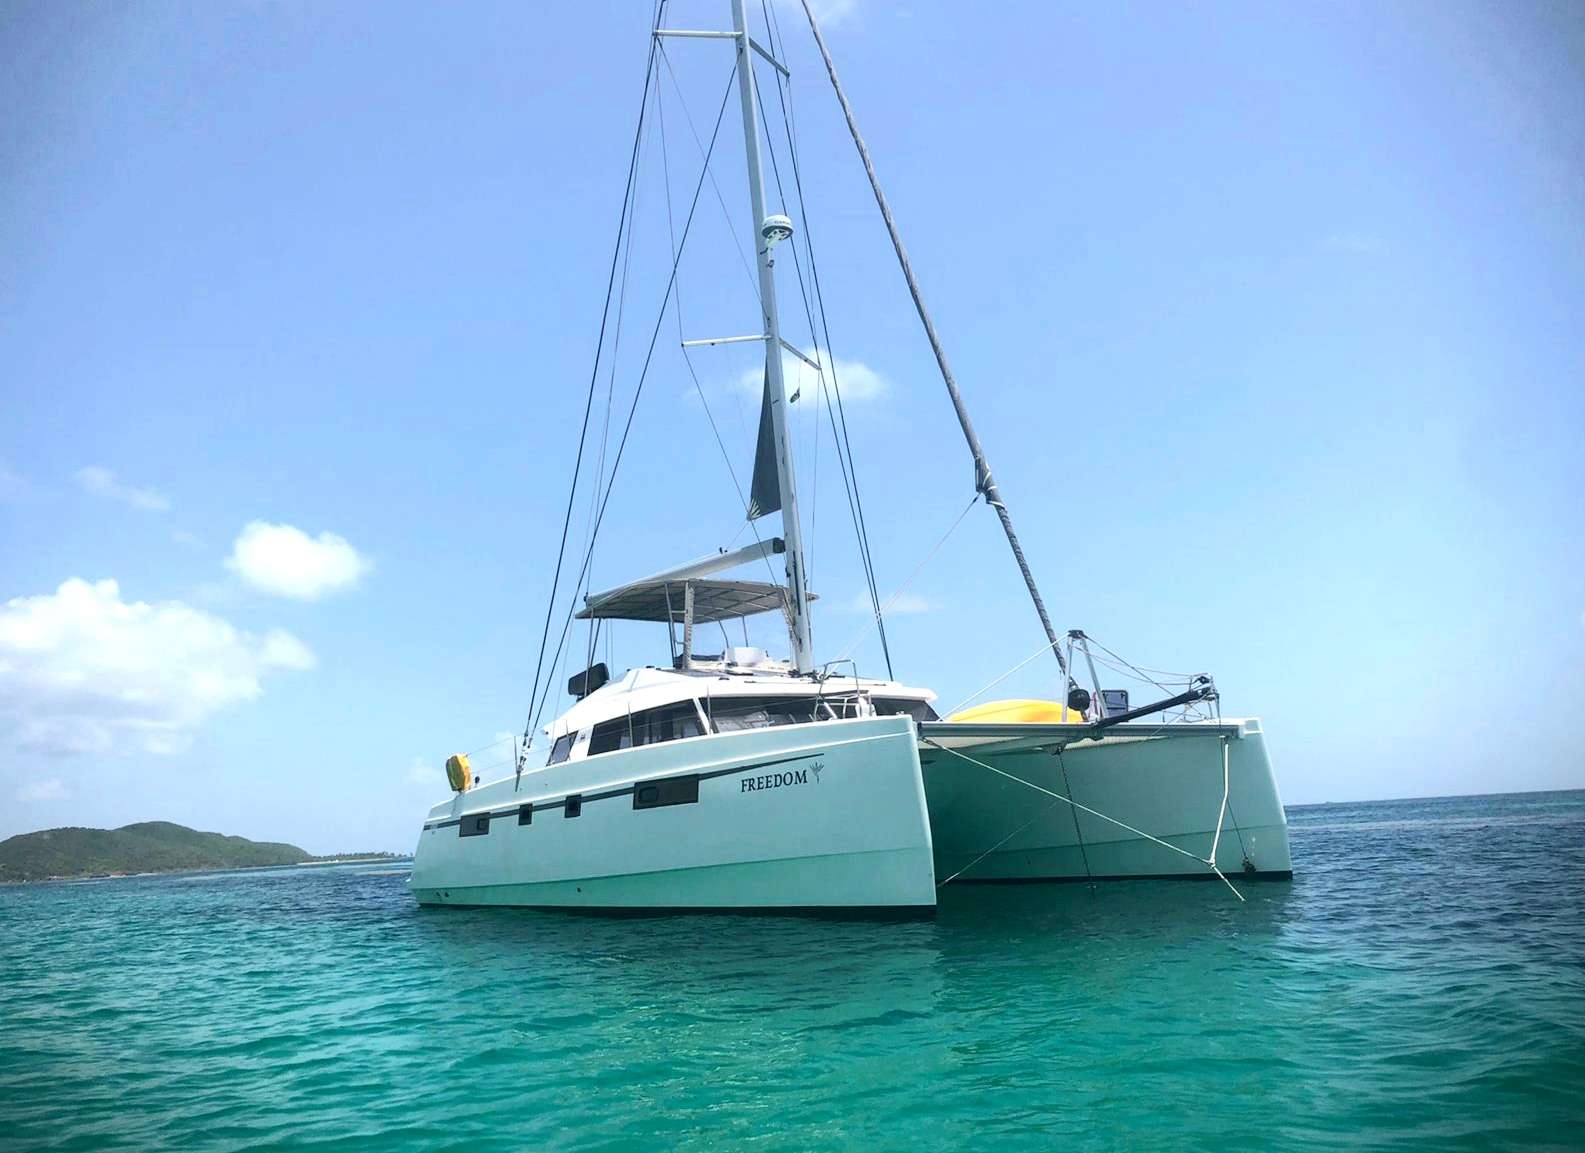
{"left": 633, "top": 774, "right": 700, "bottom": 810}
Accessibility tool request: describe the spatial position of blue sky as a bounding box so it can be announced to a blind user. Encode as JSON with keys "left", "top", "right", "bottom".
{"left": 3, "top": 0, "right": 1582, "bottom": 852}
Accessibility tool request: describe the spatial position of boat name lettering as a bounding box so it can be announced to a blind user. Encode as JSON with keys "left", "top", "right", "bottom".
{"left": 741, "top": 768, "right": 810, "bottom": 793}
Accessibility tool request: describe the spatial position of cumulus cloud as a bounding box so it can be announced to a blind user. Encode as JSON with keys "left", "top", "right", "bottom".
{"left": 74, "top": 466, "right": 171, "bottom": 512}
{"left": 738, "top": 350, "right": 890, "bottom": 404}
{"left": 16, "top": 777, "right": 68, "bottom": 802}
{"left": 0, "top": 578, "right": 315, "bottom": 757}
{"left": 227, "top": 521, "right": 371, "bottom": 600}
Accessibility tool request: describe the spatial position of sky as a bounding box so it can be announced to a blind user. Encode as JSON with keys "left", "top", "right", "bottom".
{"left": 2, "top": 0, "right": 1582, "bottom": 853}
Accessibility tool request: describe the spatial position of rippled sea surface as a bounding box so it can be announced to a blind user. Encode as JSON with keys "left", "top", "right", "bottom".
{"left": 3, "top": 791, "right": 1583, "bottom": 1151}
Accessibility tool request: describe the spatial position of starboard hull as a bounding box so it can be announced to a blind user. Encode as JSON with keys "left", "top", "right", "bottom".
{"left": 919, "top": 719, "right": 1292, "bottom": 883}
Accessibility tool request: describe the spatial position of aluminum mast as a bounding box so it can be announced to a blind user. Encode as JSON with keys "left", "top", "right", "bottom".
{"left": 730, "top": 0, "right": 814, "bottom": 674}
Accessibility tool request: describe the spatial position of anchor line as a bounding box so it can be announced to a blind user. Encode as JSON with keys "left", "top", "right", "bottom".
{"left": 1208, "top": 736, "right": 1230, "bottom": 868}
{"left": 921, "top": 738, "right": 1245, "bottom": 902}
{"left": 1055, "top": 747, "right": 1094, "bottom": 887}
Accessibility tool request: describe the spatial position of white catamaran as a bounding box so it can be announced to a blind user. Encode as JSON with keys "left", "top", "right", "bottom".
{"left": 409, "top": 0, "right": 1292, "bottom": 912}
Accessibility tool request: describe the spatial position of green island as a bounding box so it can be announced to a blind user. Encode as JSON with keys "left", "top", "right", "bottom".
{"left": 0, "top": 821, "right": 403, "bottom": 883}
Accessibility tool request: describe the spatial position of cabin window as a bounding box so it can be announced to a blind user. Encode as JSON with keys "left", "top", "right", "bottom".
{"left": 460, "top": 813, "right": 490, "bottom": 837}
{"left": 708, "top": 696, "right": 822, "bottom": 732}
{"left": 633, "top": 774, "right": 700, "bottom": 810}
{"left": 873, "top": 698, "right": 940, "bottom": 722}
{"left": 588, "top": 702, "right": 706, "bottom": 755}
{"left": 588, "top": 719, "right": 626, "bottom": 756}
{"left": 564, "top": 794, "right": 582, "bottom": 818}
{"left": 517, "top": 803, "right": 533, "bottom": 826}
{"left": 546, "top": 732, "right": 576, "bottom": 766}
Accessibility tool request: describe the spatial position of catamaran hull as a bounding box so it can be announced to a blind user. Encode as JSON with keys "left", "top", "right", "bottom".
{"left": 918, "top": 719, "right": 1292, "bottom": 882}
{"left": 409, "top": 715, "right": 936, "bottom": 911}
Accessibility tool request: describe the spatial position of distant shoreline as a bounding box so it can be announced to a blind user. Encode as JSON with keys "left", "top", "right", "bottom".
{"left": 2, "top": 855, "right": 412, "bottom": 886}
{"left": 0, "top": 822, "right": 415, "bottom": 885}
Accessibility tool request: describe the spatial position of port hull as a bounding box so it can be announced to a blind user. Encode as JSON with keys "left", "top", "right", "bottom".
{"left": 409, "top": 715, "right": 936, "bottom": 910}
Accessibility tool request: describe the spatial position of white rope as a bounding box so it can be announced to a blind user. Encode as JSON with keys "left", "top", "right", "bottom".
{"left": 1207, "top": 735, "right": 1231, "bottom": 868}
{"left": 922, "top": 738, "right": 1245, "bottom": 901}
{"left": 944, "top": 636, "right": 1061, "bottom": 718}
{"left": 834, "top": 493, "right": 978, "bottom": 662}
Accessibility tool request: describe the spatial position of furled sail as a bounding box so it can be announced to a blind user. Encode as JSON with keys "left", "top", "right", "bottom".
{"left": 747, "top": 367, "right": 781, "bottom": 519}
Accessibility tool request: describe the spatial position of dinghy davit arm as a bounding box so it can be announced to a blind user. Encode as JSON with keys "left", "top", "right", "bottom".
{"left": 1088, "top": 676, "right": 1218, "bottom": 732}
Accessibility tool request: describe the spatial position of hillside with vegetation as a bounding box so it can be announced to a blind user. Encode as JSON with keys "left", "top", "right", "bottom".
{"left": 0, "top": 821, "right": 396, "bottom": 883}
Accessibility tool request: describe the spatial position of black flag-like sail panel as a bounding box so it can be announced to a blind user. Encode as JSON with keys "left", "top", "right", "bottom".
{"left": 747, "top": 367, "right": 781, "bottom": 520}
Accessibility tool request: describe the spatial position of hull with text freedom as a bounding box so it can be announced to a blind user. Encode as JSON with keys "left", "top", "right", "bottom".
{"left": 410, "top": 715, "right": 937, "bottom": 911}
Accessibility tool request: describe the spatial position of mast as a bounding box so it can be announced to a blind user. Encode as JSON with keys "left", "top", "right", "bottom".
{"left": 731, "top": 0, "right": 814, "bottom": 674}
{"left": 796, "top": 0, "right": 1070, "bottom": 681}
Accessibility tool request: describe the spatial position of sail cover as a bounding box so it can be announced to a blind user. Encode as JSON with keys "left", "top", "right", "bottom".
{"left": 747, "top": 368, "right": 781, "bottom": 519}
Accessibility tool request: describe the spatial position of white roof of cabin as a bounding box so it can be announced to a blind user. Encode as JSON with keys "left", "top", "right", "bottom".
{"left": 544, "top": 665, "right": 935, "bottom": 739}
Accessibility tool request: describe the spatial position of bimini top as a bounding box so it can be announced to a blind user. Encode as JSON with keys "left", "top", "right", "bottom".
{"left": 576, "top": 578, "right": 814, "bottom": 624}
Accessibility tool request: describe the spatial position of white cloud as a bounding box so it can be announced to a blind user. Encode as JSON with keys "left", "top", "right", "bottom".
{"left": 16, "top": 777, "right": 68, "bottom": 802}
{"left": 738, "top": 350, "right": 890, "bottom": 404}
{"left": 844, "top": 590, "right": 940, "bottom": 615}
{"left": 171, "top": 529, "right": 203, "bottom": 549}
{"left": 259, "top": 630, "right": 317, "bottom": 670}
{"left": 227, "top": 521, "right": 371, "bottom": 600}
{"left": 0, "top": 578, "right": 315, "bottom": 757}
{"left": 74, "top": 466, "right": 171, "bottom": 512}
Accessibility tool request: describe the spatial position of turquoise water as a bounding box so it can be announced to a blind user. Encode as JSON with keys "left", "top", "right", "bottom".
{"left": 2, "top": 792, "right": 1582, "bottom": 1151}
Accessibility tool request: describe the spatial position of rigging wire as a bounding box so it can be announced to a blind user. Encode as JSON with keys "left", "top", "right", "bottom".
{"left": 657, "top": 43, "right": 761, "bottom": 303}
{"left": 527, "top": 62, "right": 742, "bottom": 744}
{"left": 834, "top": 492, "right": 978, "bottom": 664}
{"left": 945, "top": 635, "right": 1065, "bottom": 720}
{"left": 753, "top": 24, "right": 894, "bottom": 677}
{"left": 582, "top": 65, "right": 656, "bottom": 676}
{"left": 656, "top": 46, "right": 783, "bottom": 593}
{"left": 519, "top": 9, "right": 665, "bottom": 763}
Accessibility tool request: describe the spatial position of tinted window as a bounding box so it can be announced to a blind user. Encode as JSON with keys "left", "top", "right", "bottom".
{"left": 588, "top": 717, "right": 629, "bottom": 756}
{"left": 708, "top": 696, "right": 822, "bottom": 732}
{"left": 873, "top": 698, "right": 939, "bottom": 722}
{"left": 589, "top": 703, "right": 705, "bottom": 755}
{"left": 633, "top": 774, "right": 700, "bottom": 810}
{"left": 546, "top": 732, "right": 576, "bottom": 766}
